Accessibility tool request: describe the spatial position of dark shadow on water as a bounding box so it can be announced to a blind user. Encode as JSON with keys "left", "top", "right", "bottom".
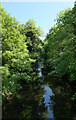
{"left": 2, "top": 67, "right": 76, "bottom": 119}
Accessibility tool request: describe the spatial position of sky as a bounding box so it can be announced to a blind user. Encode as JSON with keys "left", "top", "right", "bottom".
{"left": 2, "top": 2, "right": 74, "bottom": 39}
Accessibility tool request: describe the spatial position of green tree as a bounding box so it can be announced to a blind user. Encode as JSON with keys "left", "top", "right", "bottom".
{"left": 1, "top": 5, "right": 34, "bottom": 99}
{"left": 43, "top": 2, "right": 76, "bottom": 100}
{"left": 19, "top": 19, "right": 43, "bottom": 72}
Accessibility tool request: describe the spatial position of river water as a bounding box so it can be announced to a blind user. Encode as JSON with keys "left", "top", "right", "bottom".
{"left": 2, "top": 67, "right": 76, "bottom": 119}
{"left": 39, "top": 66, "right": 55, "bottom": 118}
{"left": 38, "top": 66, "right": 76, "bottom": 119}
{"left": 43, "top": 85, "right": 54, "bottom": 118}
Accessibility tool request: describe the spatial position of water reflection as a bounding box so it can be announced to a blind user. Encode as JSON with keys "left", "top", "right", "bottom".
{"left": 50, "top": 85, "right": 76, "bottom": 119}
{"left": 2, "top": 83, "right": 49, "bottom": 119}
{"left": 2, "top": 68, "right": 76, "bottom": 119}
{"left": 44, "top": 76, "right": 76, "bottom": 119}
{"left": 43, "top": 85, "right": 54, "bottom": 118}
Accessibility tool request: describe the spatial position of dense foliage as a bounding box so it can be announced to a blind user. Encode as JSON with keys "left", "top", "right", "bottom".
{"left": 19, "top": 19, "right": 43, "bottom": 72}
{"left": 0, "top": 5, "right": 43, "bottom": 100}
{"left": 42, "top": 2, "right": 76, "bottom": 100}
{"left": 1, "top": 1, "right": 76, "bottom": 102}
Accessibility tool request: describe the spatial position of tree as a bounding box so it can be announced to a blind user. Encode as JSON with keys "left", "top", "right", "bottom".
{"left": 19, "top": 19, "right": 43, "bottom": 72}
{"left": 43, "top": 2, "right": 76, "bottom": 100}
{"left": 1, "top": 5, "right": 34, "bottom": 99}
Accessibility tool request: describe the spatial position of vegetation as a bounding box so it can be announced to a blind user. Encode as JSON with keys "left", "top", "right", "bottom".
{"left": 0, "top": 5, "right": 43, "bottom": 100}
{"left": 0, "top": 1, "right": 76, "bottom": 117}
{"left": 42, "top": 2, "right": 76, "bottom": 100}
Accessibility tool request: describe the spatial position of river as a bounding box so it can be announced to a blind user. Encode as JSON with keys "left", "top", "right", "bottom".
{"left": 39, "top": 66, "right": 55, "bottom": 119}
{"left": 2, "top": 67, "right": 76, "bottom": 119}
{"left": 43, "top": 85, "right": 54, "bottom": 118}
{"left": 38, "top": 66, "right": 76, "bottom": 119}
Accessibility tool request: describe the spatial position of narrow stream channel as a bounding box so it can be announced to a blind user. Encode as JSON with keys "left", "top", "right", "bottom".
{"left": 3, "top": 66, "right": 76, "bottom": 119}
{"left": 43, "top": 85, "right": 54, "bottom": 118}
{"left": 39, "top": 66, "right": 55, "bottom": 119}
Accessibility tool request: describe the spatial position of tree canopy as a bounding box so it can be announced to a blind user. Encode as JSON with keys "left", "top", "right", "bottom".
{"left": 1, "top": 2, "right": 76, "bottom": 101}
{"left": 42, "top": 2, "right": 76, "bottom": 100}
{"left": 0, "top": 5, "right": 43, "bottom": 99}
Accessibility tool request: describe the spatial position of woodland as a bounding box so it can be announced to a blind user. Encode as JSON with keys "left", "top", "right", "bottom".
{"left": 0, "top": 2, "right": 76, "bottom": 119}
